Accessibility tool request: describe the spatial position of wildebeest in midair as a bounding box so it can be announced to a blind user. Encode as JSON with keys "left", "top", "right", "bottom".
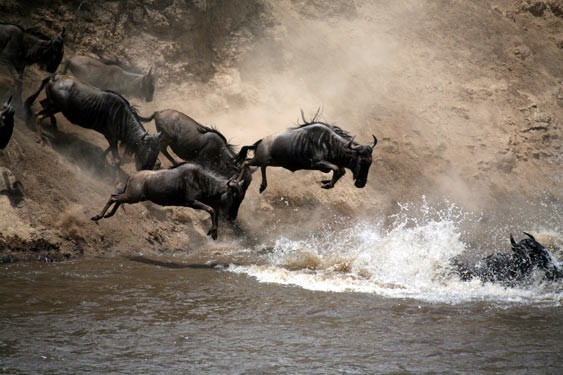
{"left": 91, "top": 162, "right": 247, "bottom": 240}
{"left": 236, "top": 110, "right": 378, "bottom": 192}
{"left": 140, "top": 109, "right": 253, "bottom": 190}
{"left": 24, "top": 74, "right": 160, "bottom": 171}
{"left": 0, "top": 23, "right": 65, "bottom": 107}
{"left": 453, "top": 232, "right": 563, "bottom": 286}
{"left": 0, "top": 95, "right": 15, "bottom": 149}
{"left": 63, "top": 55, "right": 156, "bottom": 102}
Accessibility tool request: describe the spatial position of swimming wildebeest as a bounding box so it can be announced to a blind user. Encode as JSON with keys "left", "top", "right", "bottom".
{"left": 236, "top": 111, "right": 377, "bottom": 192}
{"left": 24, "top": 74, "right": 160, "bottom": 171}
{"left": 0, "top": 95, "right": 14, "bottom": 149}
{"left": 453, "top": 232, "right": 563, "bottom": 286}
{"left": 140, "top": 109, "right": 253, "bottom": 189}
{"left": 91, "top": 162, "right": 247, "bottom": 240}
{"left": 0, "top": 23, "right": 65, "bottom": 106}
{"left": 63, "top": 55, "right": 156, "bottom": 102}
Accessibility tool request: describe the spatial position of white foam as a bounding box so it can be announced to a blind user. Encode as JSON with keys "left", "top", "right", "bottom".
{"left": 230, "top": 201, "right": 563, "bottom": 306}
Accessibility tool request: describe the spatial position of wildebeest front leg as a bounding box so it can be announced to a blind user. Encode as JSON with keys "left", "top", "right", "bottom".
{"left": 108, "top": 142, "right": 122, "bottom": 168}
{"left": 161, "top": 146, "right": 180, "bottom": 166}
{"left": 190, "top": 200, "right": 218, "bottom": 240}
{"left": 312, "top": 161, "right": 345, "bottom": 189}
{"left": 34, "top": 106, "right": 59, "bottom": 144}
{"left": 39, "top": 98, "right": 58, "bottom": 130}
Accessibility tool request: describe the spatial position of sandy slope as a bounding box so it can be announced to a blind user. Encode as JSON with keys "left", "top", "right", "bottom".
{"left": 0, "top": 0, "right": 561, "bottom": 261}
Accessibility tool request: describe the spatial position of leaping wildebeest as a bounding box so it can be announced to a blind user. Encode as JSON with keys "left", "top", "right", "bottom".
{"left": 0, "top": 95, "right": 15, "bottom": 149}
{"left": 140, "top": 109, "right": 253, "bottom": 190}
{"left": 453, "top": 232, "right": 563, "bottom": 286}
{"left": 63, "top": 55, "right": 156, "bottom": 102}
{"left": 91, "top": 162, "right": 247, "bottom": 240}
{"left": 24, "top": 74, "right": 160, "bottom": 171}
{"left": 236, "top": 111, "right": 377, "bottom": 192}
{"left": 0, "top": 23, "right": 65, "bottom": 107}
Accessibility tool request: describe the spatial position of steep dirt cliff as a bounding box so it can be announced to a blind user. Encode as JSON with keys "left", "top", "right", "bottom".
{"left": 0, "top": 0, "right": 561, "bottom": 261}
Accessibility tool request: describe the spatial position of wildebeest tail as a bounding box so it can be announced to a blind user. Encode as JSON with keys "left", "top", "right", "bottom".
{"left": 24, "top": 76, "right": 51, "bottom": 123}
{"left": 236, "top": 139, "right": 262, "bottom": 163}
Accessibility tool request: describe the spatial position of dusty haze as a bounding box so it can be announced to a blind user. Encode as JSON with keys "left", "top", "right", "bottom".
{"left": 0, "top": 0, "right": 561, "bottom": 261}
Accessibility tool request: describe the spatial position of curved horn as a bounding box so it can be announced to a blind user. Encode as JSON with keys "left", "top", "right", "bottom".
{"left": 348, "top": 136, "right": 362, "bottom": 151}
{"left": 523, "top": 232, "right": 536, "bottom": 241}
{"left": 370, "top": 135, "right": 378, "bottom": 149}
{"left": 5, "top": 95, "right": 12, "bottom": 106}
{"left": 510, "top": 234, "right": 517, "bottom": 246}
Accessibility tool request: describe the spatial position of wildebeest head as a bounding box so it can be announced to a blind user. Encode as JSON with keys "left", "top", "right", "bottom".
{"left": 43, "top": 28, "right": 65, "bottom": 73}
{"left": 222, "top": 179, "right": 246, "bottom": 221}
{"left": 511, "top": 232, "right": 562, "bottom": 279}
{"left": 134, "top": 132, "right": 161, "bottom": 170}
{"left": 141, "top": 67, "right": 156, "bottom": 102}
{"left": 346, "top": 135, "right": 377, "bottom": 188}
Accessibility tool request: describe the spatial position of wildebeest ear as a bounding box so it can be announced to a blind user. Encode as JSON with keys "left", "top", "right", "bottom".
{"left": 59, "top": 27, "right": 66, "bottom": 39}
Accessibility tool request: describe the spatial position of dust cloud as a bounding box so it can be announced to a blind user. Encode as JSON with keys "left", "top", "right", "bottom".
{"left": 143, "top": 0, "right": 561, "bottom": 247}
{"left": 1, "top": 0, "right": 561, "bottom": 259}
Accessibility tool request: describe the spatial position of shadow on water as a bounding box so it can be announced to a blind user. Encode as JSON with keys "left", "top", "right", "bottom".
{"left": 125, "top": 255, "right": 232, "bottom": 270}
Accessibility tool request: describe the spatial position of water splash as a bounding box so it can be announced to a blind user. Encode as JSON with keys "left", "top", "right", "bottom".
{"left": 230, "top": 200, "right": 563, "bottom": 305}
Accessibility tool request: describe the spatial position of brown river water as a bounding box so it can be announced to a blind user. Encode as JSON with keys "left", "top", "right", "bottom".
{"left": 0, "top": 204, "right": 563, "bottom": 374}
{"left": 2, "top": 206, "right": 563, "bottom": 374}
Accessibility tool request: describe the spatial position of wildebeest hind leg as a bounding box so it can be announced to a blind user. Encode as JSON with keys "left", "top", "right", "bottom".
{"left": 91, "top": 196, "right": 119, "bottom": 221}
{"left": 103, "top": 201, "right": 123, "bottom": 218}
{"left": 34, "top": 107, "right": 59, "bottom": 143}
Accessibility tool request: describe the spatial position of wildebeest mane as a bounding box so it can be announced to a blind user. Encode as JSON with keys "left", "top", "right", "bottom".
{"left": 294, "top": 121, "right": 354, "bottom": 141}
{"left": 195, "top": 122, "right": 237, "bottom": 155}
{"left": 292, "top": 108, "right": 354, "bottom": 141}
{"left": 102, "top": 89, "right": 143, "bottom": 119}
{"left": 23, "top": 26, "right": 50, "bottom": 40}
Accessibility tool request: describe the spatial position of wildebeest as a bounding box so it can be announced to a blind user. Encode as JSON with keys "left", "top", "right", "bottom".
{"left": 453, "top": 232, "right": 563, "bottom": 286}
{"left": 0, "top": 95, "right": 14, "bottom": 149}
{"left": 91, "top": 162, "right": 247, "bottom": 240}
{"left": 236, "top": 111, "right": 377, "bottom": 192}
{"left": 24, "top": 74, "right": 160, "bottom": 171}
{"left": 140, "top": 109, "right": 252, "bottom": 188}
{"left": 0, "top": 23, "right": 65, "bottom": 106}
{"left": 63, "top": 55, "right": 156, "bottom": 102}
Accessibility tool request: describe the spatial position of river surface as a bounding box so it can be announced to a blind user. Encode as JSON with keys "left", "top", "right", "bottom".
{"left": 1, "top": 206, "right": 562, "bottom": 374}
